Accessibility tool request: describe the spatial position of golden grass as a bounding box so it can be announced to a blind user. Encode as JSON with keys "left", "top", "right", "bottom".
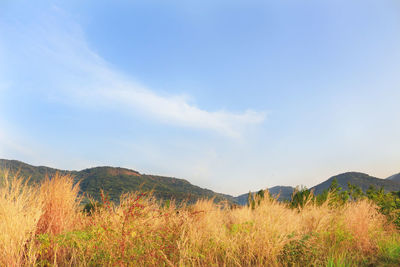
{"left": 0, "top": 171, "right": 42, "bottom": 266}
{"left": 0, "top": 171, "right": 399, "bottom": 266}
{"left": 176, "top": 196, "right": 392, "bottom": 266}
{"left": 36, "top": 173, "right": 81, "bottom": 236}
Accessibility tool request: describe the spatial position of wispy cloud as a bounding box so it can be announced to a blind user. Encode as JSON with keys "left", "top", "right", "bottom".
{"left": 1, "top": 7, "right": 266, "bottom": 138}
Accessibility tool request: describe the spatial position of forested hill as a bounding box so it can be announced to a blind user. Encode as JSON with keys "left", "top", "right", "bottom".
{"left": 0, "top": 159, "right": 74, "bottom": 184}
{"left": 2, "top": 159, "right": 400, "bottom": 205}
{"left": 311, "top": 172, "right": 400, "bottom": 195}
{"left": 0, "top": 159, "right": 235, "bottom": 204}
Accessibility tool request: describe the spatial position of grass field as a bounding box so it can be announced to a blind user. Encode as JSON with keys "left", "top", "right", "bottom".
{"left": 1, "top": 171, "right": 399, "bottom": 266}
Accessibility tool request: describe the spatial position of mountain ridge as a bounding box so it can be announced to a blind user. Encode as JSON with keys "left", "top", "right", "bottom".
{"left": 0, "top": 159, "right": 235, "bottom": 204}
{"left": 1, "top": 159, "right": 400, "bottom": 205}
{"left": 311, "top": 171, "right": 400, "bottom": 195}
{"left": 387, "top": 173, "right": 400, "bottom": 182}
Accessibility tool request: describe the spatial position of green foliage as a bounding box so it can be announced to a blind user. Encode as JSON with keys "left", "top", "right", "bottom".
{"left": 247, "top": 190, "right": 255, "bottom": 210}
{"left": 289, "top": 180, "right": 349, "bottom": 209}
{"left": 327, "top": 178, "right": 349, "bottom": 206}
{"left": 290, "top": 186, "right": 314, "bottom": 209}
{"left": 377, "top": 236, "right": 400, "bottom": 265}
{"left": 347, "top": 182, "right": 364, "bottom": 200}
{"left": 279, "top": 232, "right": 320, "bottom": 265}
{"left": 366, "top": 186, "right": 400, "bottom": 228}
{"left": 326, "top": 257, "right": 352, "bottom": 267}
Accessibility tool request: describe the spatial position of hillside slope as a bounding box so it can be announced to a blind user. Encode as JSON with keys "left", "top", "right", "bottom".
{"left": 0, "top": 159, "right": 234, "bottom": 204}
{"left": 0, "top": 159, "right": 74, "bottom": 184}
{"left": 387, "top": 173, "right": 400, "bottom": 182}
{"left": 311, "top": 172, "right": 400, "bottom": 195}
{"left": 234, "top": 186, "right": 295, "bottom": 205}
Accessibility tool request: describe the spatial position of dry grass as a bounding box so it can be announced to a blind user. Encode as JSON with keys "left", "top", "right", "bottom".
{"left": 177, "top": 196, "right": 392, "bottom": 266}
{"left": 0, "top": 171, "right": 43, "bottom": 266}
{"left": 0, "top": 171, "right": 399, "bottom": 266}
{"left": 0, "top": 171, "right": 81, "bottom": 266}
{"left": 36, "top": 173, "right": 81, "bottom": 236}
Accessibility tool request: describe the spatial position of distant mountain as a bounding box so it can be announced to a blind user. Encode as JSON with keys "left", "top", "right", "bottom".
{"left": 0, "top": 159, "right": 235, "bottom": 204}
{"left": 0, "top": 159, "right": 74, "bottom": 184}
{"left": 234, "top": 193, "right": 249, "bottom": 206}
{"left": 234, "top": 186, "right": 295, "bottom": 205}
{"left": 311, "top": 172, "right": 400, "bottom": 195}
{"left": 2, "top": 159, "right": 400, "bottom": 206}
{"left": 234, "top": 172, "right": 400, "bottom": 205}
{"left": 269, "top": 186, "right": 295, "bottom": 200}
{"left": 387, "top": 173, "right": 400, "bottom": 182}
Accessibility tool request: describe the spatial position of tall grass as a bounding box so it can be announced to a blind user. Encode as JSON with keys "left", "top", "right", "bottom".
{"left": 0, "top": 171, "right": 42, "bottom": 266}
{"left": 36, "top": 173, "right": 81, "bottom": 236}
{"left": 0, "top": 171, "right": 399, "bottom": 266}
{"left": 0, "top": 171, "right": 81, "bottom": 266}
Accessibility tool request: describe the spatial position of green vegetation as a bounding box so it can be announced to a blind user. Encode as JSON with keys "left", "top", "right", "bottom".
{"left": 0, "top": 159, "right": 234, "bottom": 204}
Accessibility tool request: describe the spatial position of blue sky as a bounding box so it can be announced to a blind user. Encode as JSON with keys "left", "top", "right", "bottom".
{"left": 1, "top": 0, "right": 400, "bottom": 195}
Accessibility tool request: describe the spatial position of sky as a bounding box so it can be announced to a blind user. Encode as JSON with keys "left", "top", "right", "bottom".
{"left": 1, "top": 0, "right": 400, "bottom": 195}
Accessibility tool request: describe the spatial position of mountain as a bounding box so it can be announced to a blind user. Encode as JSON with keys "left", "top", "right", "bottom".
{"left": 234, "top": 186, "right": 295, "bottom": 205}
{"left": 387, "top": 173, "right": 400, "bottom": 182}
{"left": 0, "top": 159, "right": 74, "bottom": 184}
{"left": 0, "top": 159, "right": 235, "bottom": 204}
{"left": 234, "top": 172, "right": 400, "bottom": 205}
{"left": 2, "top": 159, "right": 400, "bottom": 205}
{"left": 269, "top": 186, "right": 295, "bottom": 200}
{"left": 311, "top": 172, "right": 400, "bottom": 195}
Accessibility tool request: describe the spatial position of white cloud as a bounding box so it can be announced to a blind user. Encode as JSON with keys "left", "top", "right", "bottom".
{"left": 100, "top": 86, "right": 265, "bottom": 137}
{"left": 2, "top": 7, "right": 266, "bottom": 138}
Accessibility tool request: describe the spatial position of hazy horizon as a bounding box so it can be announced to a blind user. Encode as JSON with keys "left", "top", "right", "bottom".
{"left": 1, "top": 0, "right": 400, "bottom": 195}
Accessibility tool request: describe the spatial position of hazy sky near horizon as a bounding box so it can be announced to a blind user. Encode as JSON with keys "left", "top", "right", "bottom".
{"left": 1, "top": 0, "right": 400, "bottom": 195}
